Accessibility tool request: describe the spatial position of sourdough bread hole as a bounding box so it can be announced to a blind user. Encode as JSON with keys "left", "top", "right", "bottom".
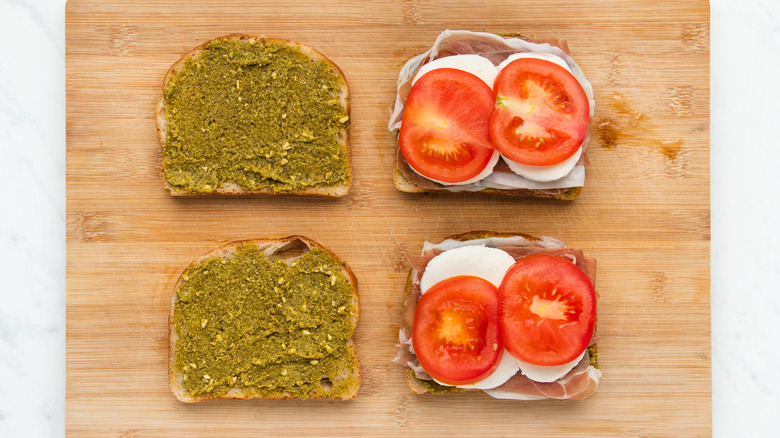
{"left": 320, "top": 378, "right": 333, "bottom": 392}
{"left": 276, "top": 239, "right": 311, "bottom": 264}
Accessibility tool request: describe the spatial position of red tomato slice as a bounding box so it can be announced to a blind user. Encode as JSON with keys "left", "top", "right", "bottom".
{"left": 498, "top": 254, "right": 596, "bottom": 366}
{"left": 412, "top": 275, "right": 502, "bottom": 385}
{"left": 489, "top": 58, "right": 590, "bottom": 166}
{"left": 399, "top": 68, "right": 496, "bottom": 183}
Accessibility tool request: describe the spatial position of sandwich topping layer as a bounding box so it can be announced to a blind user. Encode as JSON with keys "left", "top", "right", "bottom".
{"left": 395, "top": 234, "right": 601, "bottom": 400}
{"left": 172, "top": 243, "right": 357, "bottom": 399}
{"left": 162, "top": 37, "right": 350, "bottom": 193}
{"left": 389, "top": 30, "right": 594, "bottom": 195}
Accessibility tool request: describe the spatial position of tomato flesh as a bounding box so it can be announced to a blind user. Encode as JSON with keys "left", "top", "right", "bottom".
{"left": 412, "top": 276, "right": 502, "bottom": 385}
{"left": 498, "top": 254, "right": 596, "bottom": 366}
{"left": 399, "top": 68, "right": 496, "bottom": 183}
{"left": 490, "top": 58, "right": 590, "bottom": 166}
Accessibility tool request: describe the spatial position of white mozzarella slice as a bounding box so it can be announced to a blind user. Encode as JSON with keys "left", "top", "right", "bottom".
{"left": 497, "top": 52, "right": 572, "bottom": 73}
{"left": 516, "top": 350, "right": 586, "bottom": 383}
{"left": 453, "top": 349, "right": 521, "bottom": 389}
{"left": 412, "top": 54, "right": 499, "bottom": 88}
{"left": 420, "top": 245, "right": 516, "bottom": 293}
{"left": 502, "top": 145, "right": 583, "bottom": 182}
{"left": 482, "top": 389, "right": 548, "bottom": 400}
{"left": 408, "top": 149, "right": 501, "bottom": 186}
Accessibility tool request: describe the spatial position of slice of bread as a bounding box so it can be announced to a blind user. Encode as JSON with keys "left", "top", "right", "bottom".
{"left": 157, "top": 34, "right": 351, "bottom": 196}
{"left": 169, "top": 236, "right": 359, "bottom": 401}
{"left": 399, "top": 231, "right": 599, "bottom": 398}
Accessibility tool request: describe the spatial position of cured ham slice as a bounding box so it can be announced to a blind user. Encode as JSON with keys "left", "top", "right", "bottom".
{"left": 486, "top": 351, "right": 601, "bottom": 400}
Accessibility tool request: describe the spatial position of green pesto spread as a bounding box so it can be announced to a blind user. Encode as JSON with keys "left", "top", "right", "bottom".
{"left": 173, "top": 243, "right": 357, "bottom": 399}
{"left": 588, "top": 344, "right": 599, "bottom": 369}
{"left": 162, "top": 38, "right": 350, "bottom": 193}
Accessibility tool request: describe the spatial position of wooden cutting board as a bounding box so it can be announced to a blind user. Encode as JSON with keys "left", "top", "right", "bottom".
{"left": 65, "top": 0, "right": 710, "bottom": 436}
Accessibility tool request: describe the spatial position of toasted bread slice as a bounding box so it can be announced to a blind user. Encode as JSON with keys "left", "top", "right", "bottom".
{"left": 157, "top": 34, "right": 351, "bottom": 196}
{"left": 169, "top": 236, "right": 359, "bottom": 401}
{"left": 398, "top": 231, "right": 600, "bottom": 399}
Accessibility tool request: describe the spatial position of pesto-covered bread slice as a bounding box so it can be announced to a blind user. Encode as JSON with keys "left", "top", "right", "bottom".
{"left": 157, "top": 34, "right": 351, "bottom": 196}
{"left": 169, "top": 236, "right": 359, "bottom": 401}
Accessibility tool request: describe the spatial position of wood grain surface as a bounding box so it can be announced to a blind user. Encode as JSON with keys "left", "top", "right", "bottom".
{"left": 65, "top": 0, "right": 711, "bottom": 436}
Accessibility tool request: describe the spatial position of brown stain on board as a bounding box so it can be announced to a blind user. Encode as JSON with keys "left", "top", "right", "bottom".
{"left": 597, "top": 118, "right": 619, "bottom": 150}
{"left": 662, "top": 139, "right": 688, "bottom": 178}
{"left": 596, "top": 93, "right": 688, "bottom": 176}
{"left": 610, "top": 93, "right": 645, "bottom": 127}
{"left": 660, "top": 139, "right": 683, "bottom": 161}
{"left": 596, "top": 94, "right": 645, "bottom": 150}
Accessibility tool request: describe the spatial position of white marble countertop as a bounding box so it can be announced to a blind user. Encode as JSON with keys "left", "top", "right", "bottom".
{"left": 0, "top": 0, "right": 777, "bottom": 436}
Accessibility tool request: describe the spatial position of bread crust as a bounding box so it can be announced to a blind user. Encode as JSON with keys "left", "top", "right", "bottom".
{"left": 169, "top": 236, "right": 360, "bottom": 402}
{"left": 157, "top": 34, "right": 351, "bottom": 197}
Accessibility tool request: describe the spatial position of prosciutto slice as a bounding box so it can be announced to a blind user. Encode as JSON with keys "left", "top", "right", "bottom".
{"left": 393, "top": 235, "right": 601, "bottom": 400}
{"left": 486, "top": 350, "right": 601, "bottom": 400}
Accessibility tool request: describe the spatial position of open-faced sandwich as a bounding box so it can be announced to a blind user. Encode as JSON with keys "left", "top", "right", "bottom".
{"left": 394, "top": 232, "right": 601, "bottom": 400}
{"left": 169, "top": 236, "right": 360, "bottom": 401}
{"left": 157, "top": 34, "right": 351, "bottom": 196}
{"left": 389, "top": 30, "right": 594, "bottom": 199}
